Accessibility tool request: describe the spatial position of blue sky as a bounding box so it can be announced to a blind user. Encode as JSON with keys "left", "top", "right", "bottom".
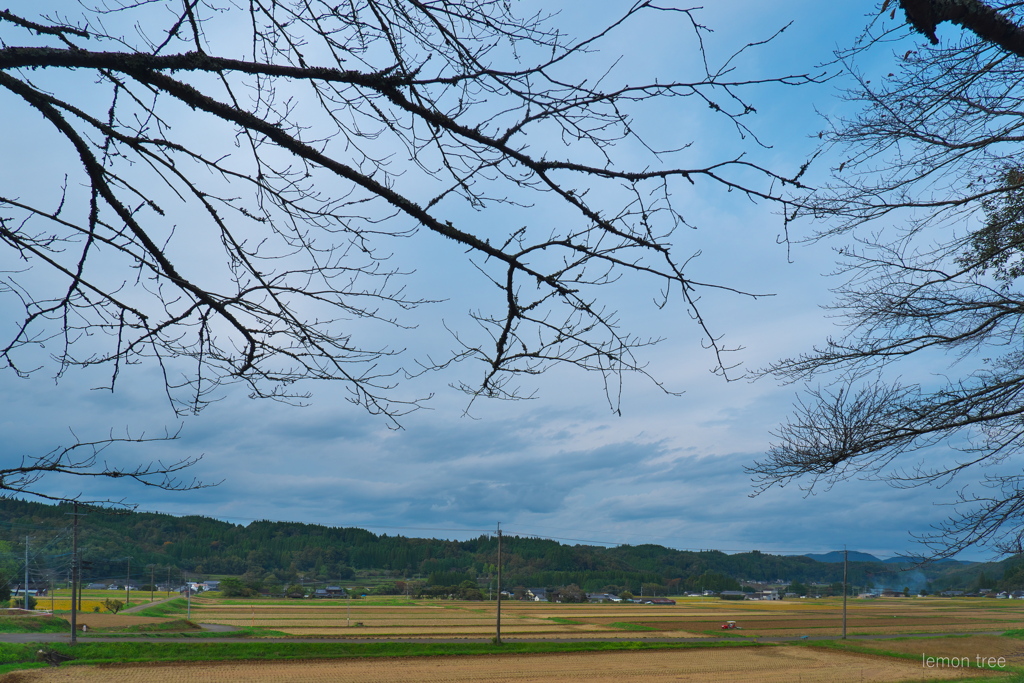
{"left": 0, "top": 1, "right": 996, "bottom": 560}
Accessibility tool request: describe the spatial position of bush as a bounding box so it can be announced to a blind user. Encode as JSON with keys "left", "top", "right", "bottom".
{"left": 9, "top": 595, "right": 36, "bottom": 610}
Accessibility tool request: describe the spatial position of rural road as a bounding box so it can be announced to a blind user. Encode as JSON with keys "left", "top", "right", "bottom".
{"left": 0, "top": 630, "right": 1008, "bottom": 645}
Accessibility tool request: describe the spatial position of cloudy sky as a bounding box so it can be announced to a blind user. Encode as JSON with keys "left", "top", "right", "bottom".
{"left": 0, "top": 1, "right": 996, "bottom": 560}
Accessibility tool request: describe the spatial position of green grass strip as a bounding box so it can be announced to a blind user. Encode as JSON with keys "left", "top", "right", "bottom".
{"left": 547, "top": 617, "right": 583, "bottom": 625}
{"left": 81, "top": 626, "right": 289, "bottom": 639}
{"left": 607, "top": 622, "right": 656, "bottom": 631}
{"left": 807, "top": 638, "right": 1024, "bottom": 674}
{"left": 0, "top": 639, "right": 764, "bottom": 671}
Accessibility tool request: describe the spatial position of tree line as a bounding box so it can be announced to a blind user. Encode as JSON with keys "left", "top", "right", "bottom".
{"left": 1, "top": 498, "right": 1014, "bottom": 595}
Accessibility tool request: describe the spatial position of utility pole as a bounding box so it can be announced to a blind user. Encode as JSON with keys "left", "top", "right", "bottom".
{"left": 495, "top": 522, "right": 502, "bottom": 645}
{"left": 125, "top": 557, "right": 132, "bottom": 606}
{"left": 70, "top": 502, "right": 79, "bottom": 645}
{"left": 23, "top": 534, "right": 29, "bottom": 610}
{"left": 151, "top": 566, "right": 155, "bottom": 602}
{"left": 842, "top": 547, "right": 848, "bottom": 640}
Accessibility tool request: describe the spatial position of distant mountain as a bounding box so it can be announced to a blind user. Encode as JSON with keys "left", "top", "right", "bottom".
{"left": 882, "top": 555, "right": 975, "bottom": 566}
{"left": 802, "top": 551, "right": 882, "bottom": 564}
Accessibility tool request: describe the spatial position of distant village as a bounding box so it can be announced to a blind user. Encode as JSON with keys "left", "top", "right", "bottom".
{"left": 29, "top": 579, "right": 1024, "bottom": 603}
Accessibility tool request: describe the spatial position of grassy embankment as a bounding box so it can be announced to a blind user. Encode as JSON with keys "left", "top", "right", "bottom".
{"left": 130, "top": 599, "right": 188, "bottom": 618}
{"left": 76, "top": 600, "right": 286, "bottom": 638}
{"left": 0, "top": 615, "right": 70, "bottom": 633}
{"left": 0, "top": 612, "right": 208, "bottom": 638}
{"left": 808, "top": 632, "right": 1024, "bottom": 682}
{"left": 0, "top": 602, "right": 274, "bottom": 639}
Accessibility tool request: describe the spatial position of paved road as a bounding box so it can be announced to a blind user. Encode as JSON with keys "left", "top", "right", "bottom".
{"left": 0, "top": 630, "right": 1009, "bottom": 645}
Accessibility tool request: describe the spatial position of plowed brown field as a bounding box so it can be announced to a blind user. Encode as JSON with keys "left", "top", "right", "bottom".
{"left": 0, "top": 647, "right": 1005, "bottom": 682}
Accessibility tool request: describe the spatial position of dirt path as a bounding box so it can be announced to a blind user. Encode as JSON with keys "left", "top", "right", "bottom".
{"left": 0, "top": 647, "right": 1000, "bottom": 682}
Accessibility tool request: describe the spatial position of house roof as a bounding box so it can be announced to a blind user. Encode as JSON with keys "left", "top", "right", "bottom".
{"left": 586, "top": 593, "right": 619, "bottom": 600}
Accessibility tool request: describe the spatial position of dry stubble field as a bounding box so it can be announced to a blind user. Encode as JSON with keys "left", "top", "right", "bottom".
{"left": 186, "top": 595, "right": 1024, "bottom": 639}
{"left": 1, "top": 647, "right": 1005, "bottom": 683}
{"left": 27, "top": 596, "right": 1022, "bottom": 682}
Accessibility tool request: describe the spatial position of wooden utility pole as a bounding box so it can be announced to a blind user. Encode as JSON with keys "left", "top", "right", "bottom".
{"left": 842, "top": 548, "right": 848, "bottom": 640}
{"left": 23, "top": 535, "right": 29, "bottom": 609}
{"left": 125, "top": 557, "right": 132, "bottom": 606}
{"left": 495, "top": 523, "right": 502, "bottom": 644}
{"left": 70, "top": 503, "right": 79, "bottom": 645}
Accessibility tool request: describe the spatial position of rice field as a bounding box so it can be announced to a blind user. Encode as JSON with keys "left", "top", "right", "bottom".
{"left": 180, "top": 595, "right": 1024, "bottom": 640}
{"left": 41, "top": 589, "right": 167, "bottom": 613}
{"left": 4, "top": 646, "right": 1005, "bottom": 682}
{"left": 14, "top": 596, "right": 1024, "bottom": 682}
{"left": 37, "top": 600, "right": 110, "bottom": 612}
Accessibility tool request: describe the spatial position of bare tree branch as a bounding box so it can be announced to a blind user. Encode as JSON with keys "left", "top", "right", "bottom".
{"left": 0, "top": 1, "right": 819, "bottom": 428}
{"left": 0, "top": 428, "right": 214, "bottom": 509}
{"left": 900, "top": 0, "right": 1024, "bottom": 55}
{"left": 756, "top": 3, "right": 1024, "bottom": 558}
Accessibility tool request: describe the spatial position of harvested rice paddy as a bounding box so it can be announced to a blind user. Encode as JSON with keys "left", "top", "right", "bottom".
{"left": 178, "top": 595, "right": 1024, "bottom": 640}
{"left": 4, "top": 646, "right": 1005, "bottom": 682}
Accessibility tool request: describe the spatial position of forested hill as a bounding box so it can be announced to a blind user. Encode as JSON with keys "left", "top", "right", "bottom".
{"left": 0, "top": 498, "right": 1011, "bottom": 593}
